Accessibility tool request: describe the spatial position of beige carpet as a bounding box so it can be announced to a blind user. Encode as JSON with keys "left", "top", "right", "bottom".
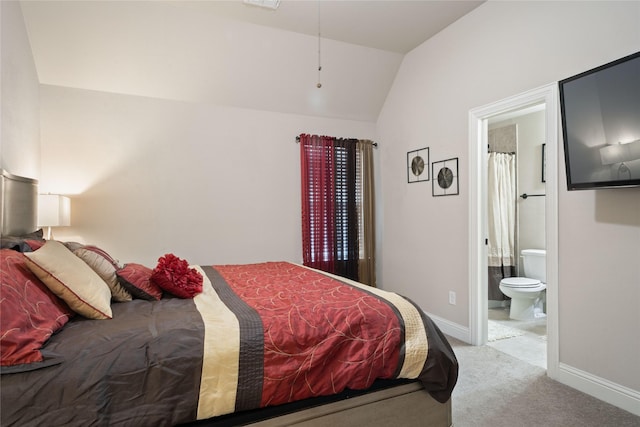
{"left": 448, "top": 336, "right": 640, "bottom": 427}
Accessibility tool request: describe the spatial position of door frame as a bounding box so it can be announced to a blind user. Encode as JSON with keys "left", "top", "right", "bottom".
{"left": 468, "top": 82, "right": 559, "bottom": 378}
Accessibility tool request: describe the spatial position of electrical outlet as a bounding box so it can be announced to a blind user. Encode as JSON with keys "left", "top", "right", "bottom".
{"left": 449, "top": 291, "right": 456, "bottom": 305}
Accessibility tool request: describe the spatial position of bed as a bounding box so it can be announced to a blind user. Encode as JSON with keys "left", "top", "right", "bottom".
{"left": 0, "top": 170, "right": 458, "bottom": 427}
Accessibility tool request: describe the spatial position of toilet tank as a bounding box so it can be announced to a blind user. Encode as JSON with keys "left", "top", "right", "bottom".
{"left": 522, "top": 249, "right": 546, "bottom": 282}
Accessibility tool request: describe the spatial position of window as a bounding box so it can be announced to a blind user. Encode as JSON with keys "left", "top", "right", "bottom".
{"left": 299, "top": 134, "right": 376, "bottom": 286}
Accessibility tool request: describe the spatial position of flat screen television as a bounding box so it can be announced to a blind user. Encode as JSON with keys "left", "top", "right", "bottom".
{"left": 559, "top": 51, "right": 640, "bottom": 190}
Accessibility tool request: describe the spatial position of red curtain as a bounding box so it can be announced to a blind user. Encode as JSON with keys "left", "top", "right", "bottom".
{"left": 300, "top": 134, "right": 359, "bottom": 281}
{"left": 300, "top": 134, "right": 336, "bottom": 273}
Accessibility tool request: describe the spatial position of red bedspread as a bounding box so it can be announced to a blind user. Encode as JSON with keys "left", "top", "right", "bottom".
{"left": 214, "top": 262, "right": 402, "bottom": 407}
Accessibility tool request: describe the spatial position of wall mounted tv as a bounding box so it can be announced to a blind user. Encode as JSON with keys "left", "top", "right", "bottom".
{"left": 559, "top": 51, "right": 640, "bottom": 190}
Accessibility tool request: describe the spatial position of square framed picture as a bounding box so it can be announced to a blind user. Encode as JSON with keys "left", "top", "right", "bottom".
{"left": 432, "top": 157, "right": 459, "bottom": 196}
{"left": 407, "top": 147, "right": 429, "bottom": 183}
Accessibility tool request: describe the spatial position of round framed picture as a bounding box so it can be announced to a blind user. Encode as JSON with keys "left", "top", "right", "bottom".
{"left": 407, "top": 147, "right": 429, "bottom": 183}
{"left": 432, "top": 157, "right": 459, "bottom": 196}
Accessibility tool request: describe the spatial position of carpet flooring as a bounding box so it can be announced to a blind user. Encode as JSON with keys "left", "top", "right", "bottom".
{"left": 448, "top": 336, "right": 640, "bottom": 427}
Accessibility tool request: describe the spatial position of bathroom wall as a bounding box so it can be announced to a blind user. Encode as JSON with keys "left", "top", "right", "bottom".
{"left": 490, "top": 110, "right": 546, "bottom": 275}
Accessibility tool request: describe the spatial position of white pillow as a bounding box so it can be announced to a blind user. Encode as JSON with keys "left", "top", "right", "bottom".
{"left": 24, "top": 240, "right": 113, "bottom": 320}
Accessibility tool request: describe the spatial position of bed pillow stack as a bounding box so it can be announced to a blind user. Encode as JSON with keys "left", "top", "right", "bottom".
{"left": 1, "top": 238, "right": 203, "bottom": 368}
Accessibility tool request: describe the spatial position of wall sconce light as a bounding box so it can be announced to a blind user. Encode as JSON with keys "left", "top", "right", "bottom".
{"left": 37, "top": 194, "right": 71, "bottom": 240}
{"left": 600, "top": 139, "right": 640, "bottom": 179}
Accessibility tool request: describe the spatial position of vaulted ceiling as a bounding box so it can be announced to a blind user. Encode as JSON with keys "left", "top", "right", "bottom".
{"left": 20, "top": 0, "right": 484, "bottom": 122}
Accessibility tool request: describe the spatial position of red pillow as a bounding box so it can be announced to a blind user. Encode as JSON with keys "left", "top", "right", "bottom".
{"left": 151, "top": 254, "right": 203, "bottom": 299}
{"left": 116, "top": 263, "right": 162, "bottom": 301}
{"left": 25, "top": 239, "right": 45, "bottom": 251}
{"left": 0, "top": 249, "right": 73, "bottom": 366}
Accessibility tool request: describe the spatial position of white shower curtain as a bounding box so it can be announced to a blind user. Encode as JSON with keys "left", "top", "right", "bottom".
{"left": 488, "top": 152, "right": 516, "bottom": 269}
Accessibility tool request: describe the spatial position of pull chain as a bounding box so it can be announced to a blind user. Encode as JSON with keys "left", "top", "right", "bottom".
{"left": 317, "top": 0, "right": 322, "bottom": 88}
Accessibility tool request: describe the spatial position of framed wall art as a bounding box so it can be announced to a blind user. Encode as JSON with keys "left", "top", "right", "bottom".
{"left": 432, "top": 157, "right": 459, "bottom": 196}
{"left": 407, "top": 147, "right": 429, "bottom": 183}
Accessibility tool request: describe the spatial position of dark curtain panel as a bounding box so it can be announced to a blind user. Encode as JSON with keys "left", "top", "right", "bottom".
{"left": 333, "top": 138, "right": 359, "bottom": 281}
{"left": 357, "top": 140, "right": 376, "bottom": 287}
{"left": 488, "top": 265, "right": 516, "bottom": 300}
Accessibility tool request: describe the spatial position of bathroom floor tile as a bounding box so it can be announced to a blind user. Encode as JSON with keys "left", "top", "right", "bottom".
{"left": 487, "top": 307, "right": 547, "bottom": 369}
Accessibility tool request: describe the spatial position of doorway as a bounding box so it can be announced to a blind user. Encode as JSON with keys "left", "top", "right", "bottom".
{"left": 486, "top": 106, "right": 547, "bottom": 368}
{"left": 468, "top": 83, "right": 559, "bottom": 378}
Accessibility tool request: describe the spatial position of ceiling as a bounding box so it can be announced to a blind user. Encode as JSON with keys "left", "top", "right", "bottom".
{"left": 167, "top": 0, "right": 485, "bottom": 54}
{"left": 20, "top": 1, "right": 485, "bottom": 122}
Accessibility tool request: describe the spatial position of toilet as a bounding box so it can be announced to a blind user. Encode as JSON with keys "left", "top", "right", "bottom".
{"left": 499, "top": 249, "right": 546, "bottom": 320}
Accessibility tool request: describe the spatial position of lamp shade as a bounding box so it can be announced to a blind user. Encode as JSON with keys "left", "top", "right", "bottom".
{"left": 38, "top": 194, "right": 71, "bottom": 227}
{"left": 600, "top": 139, "right": 640, "bottom": 165}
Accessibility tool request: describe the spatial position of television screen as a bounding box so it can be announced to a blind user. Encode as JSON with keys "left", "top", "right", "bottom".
{"left": 559, "top": 51, "right": 640, "bottom": 190}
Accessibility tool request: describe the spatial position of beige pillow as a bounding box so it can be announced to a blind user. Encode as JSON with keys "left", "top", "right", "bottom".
{"left": 24, "top": 240, "right": 113, "bottom": 319}
{"left": 74, "top": 246, "right": 132, "bottom": 302}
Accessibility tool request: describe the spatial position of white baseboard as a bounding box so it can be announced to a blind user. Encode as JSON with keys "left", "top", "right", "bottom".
{"left": 426, "top": 311, "right": 640, "bottom": 417}
{"left": 425, "top": 312, "right": 469, "bottom": 343}
{"left": 556, "top": 363, "right": 640, "bottom": 417}
{"left": 426, "top": 311, "right": 639, "bottom": 417}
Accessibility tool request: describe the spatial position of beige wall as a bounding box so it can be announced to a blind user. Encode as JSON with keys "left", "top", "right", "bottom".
{"left": 0, "top": 1, "right": 40, "bottom": 178}
{"left": 514, "top": 111, "right": 546, "bottom": 258}
{"left": 40, "top": 85, "right": 377, "bottom": 267}
{"left": 377, "top": 0, "right": 639, "bottom": 394}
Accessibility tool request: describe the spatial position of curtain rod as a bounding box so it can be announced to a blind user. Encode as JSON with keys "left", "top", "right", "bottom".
{"left": 295, "top": 135, "right": 378, "bottom": 147}
{"left": 488, "top": 149, "right": 516, "bottom": 154}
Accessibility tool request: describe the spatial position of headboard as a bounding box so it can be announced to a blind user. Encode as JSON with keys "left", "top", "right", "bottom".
{"left": 0, "top": 170, "right": 38, "bottom": 236}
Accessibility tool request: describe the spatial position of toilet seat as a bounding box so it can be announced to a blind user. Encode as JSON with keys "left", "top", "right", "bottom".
{"left": 499, "top": 274, "right": 547, "bottom": 320}
{"left": 500, "top": 277, "right": 543, "bottom": 289}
